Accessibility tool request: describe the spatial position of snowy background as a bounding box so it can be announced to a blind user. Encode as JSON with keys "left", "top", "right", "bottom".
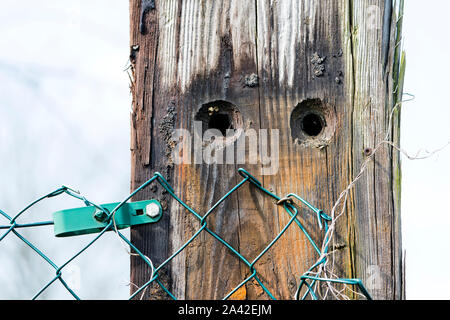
{"left": 0, "top": 0, "right": 449, "bottom": 299}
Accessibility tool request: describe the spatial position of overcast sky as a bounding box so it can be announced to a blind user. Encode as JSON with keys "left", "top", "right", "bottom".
{"left": 401, "top": 0, "right": 450, "bottom": 299}
{"left": 0, "top": 0, "right": 131, "bottom": 299}
{"left": 0, "top": 0, "right": 449, "bottom": 299}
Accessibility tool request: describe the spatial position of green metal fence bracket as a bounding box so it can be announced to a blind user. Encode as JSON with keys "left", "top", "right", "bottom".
{"left": 53, "top": 200, "right": 162, "bottom": 237}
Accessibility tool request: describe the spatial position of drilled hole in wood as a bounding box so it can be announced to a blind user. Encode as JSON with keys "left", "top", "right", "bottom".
{"left": 195, "top": 100, "right": 243, "bottom": 144}
{"left": 290, "top": 98, "right": 336, "bottom": 148}
{"left": 301, "top": 113, "right": 324, "bottom": 136}
{"left": 208, "top": 113, "right": 232, "bottom": 135}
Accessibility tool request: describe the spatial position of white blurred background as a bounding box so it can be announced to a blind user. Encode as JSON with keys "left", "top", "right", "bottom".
{"left": 0, "top": 0, "right": 449, "bottom": 299}
{"left": 0, "top": 0, "right": 131, "bottom": 299}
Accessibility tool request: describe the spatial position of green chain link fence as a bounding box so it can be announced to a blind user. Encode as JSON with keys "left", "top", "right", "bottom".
{"left": 0, "top": 168, "right": 371, "bottom": 300}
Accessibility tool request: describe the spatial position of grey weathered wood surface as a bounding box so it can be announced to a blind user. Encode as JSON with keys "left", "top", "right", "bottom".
{"left": 129, "top": 0, "right": 404, "bottom": 299}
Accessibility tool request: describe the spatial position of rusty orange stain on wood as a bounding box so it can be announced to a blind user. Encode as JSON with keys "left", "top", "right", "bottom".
{"left": 228, "top": 285, "right": 247, "bottom": 300}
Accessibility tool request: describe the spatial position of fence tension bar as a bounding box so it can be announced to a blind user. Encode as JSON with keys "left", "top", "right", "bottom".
{"left": 53, "top": 200, "right": 162, "bottom": 237}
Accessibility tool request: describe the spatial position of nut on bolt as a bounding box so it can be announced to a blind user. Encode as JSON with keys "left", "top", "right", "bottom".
{"left": 145, "top": 202, "right": 161, "bottom": 218}
{"left": 94, "top": 209, "right": 109, "bottom": 223}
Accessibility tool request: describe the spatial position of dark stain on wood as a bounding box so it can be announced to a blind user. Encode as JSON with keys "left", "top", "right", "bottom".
{"left": 382, "top": 0, "right": 393, "bottom": 72}
{"left": 140, "top": 0, "right": 156, "bottom": 34}
{"left": 129, "top": 0, "right": 403, "bottom": 300}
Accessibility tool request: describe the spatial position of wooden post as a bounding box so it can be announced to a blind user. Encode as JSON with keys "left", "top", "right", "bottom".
{"left": 129, "top": 0, "right": 405, "bottom": 300}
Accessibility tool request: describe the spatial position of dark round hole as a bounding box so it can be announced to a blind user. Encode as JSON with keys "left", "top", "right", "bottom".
{"left": 195, "top": 100, "right": 243, "bottom": 144}
{"left": 290, "top": 98, "right": 336, "bottom": 147}
{"left": 208, "top": 113, "right": 232, "bottom": 136}
{"left": 301, "top": 113, "right": 324, "bottom": 136}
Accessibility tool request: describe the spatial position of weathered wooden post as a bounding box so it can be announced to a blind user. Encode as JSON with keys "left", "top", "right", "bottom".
{"left": 129, "top": 0, "right": 405, "bottom": 299}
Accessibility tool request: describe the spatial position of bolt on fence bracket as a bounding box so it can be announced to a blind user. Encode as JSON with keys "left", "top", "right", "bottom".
{"left": 53, "top": 200, "right": 162, "bottom": 237}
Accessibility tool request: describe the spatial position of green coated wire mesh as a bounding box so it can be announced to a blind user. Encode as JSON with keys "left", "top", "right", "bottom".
{"left": 0, "top": 168, "right": 371, "bottom": 300}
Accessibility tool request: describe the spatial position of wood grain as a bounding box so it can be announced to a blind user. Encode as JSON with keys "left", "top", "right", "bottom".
{"left": 129, "top": 0, "right": 404, "bottom": 300}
